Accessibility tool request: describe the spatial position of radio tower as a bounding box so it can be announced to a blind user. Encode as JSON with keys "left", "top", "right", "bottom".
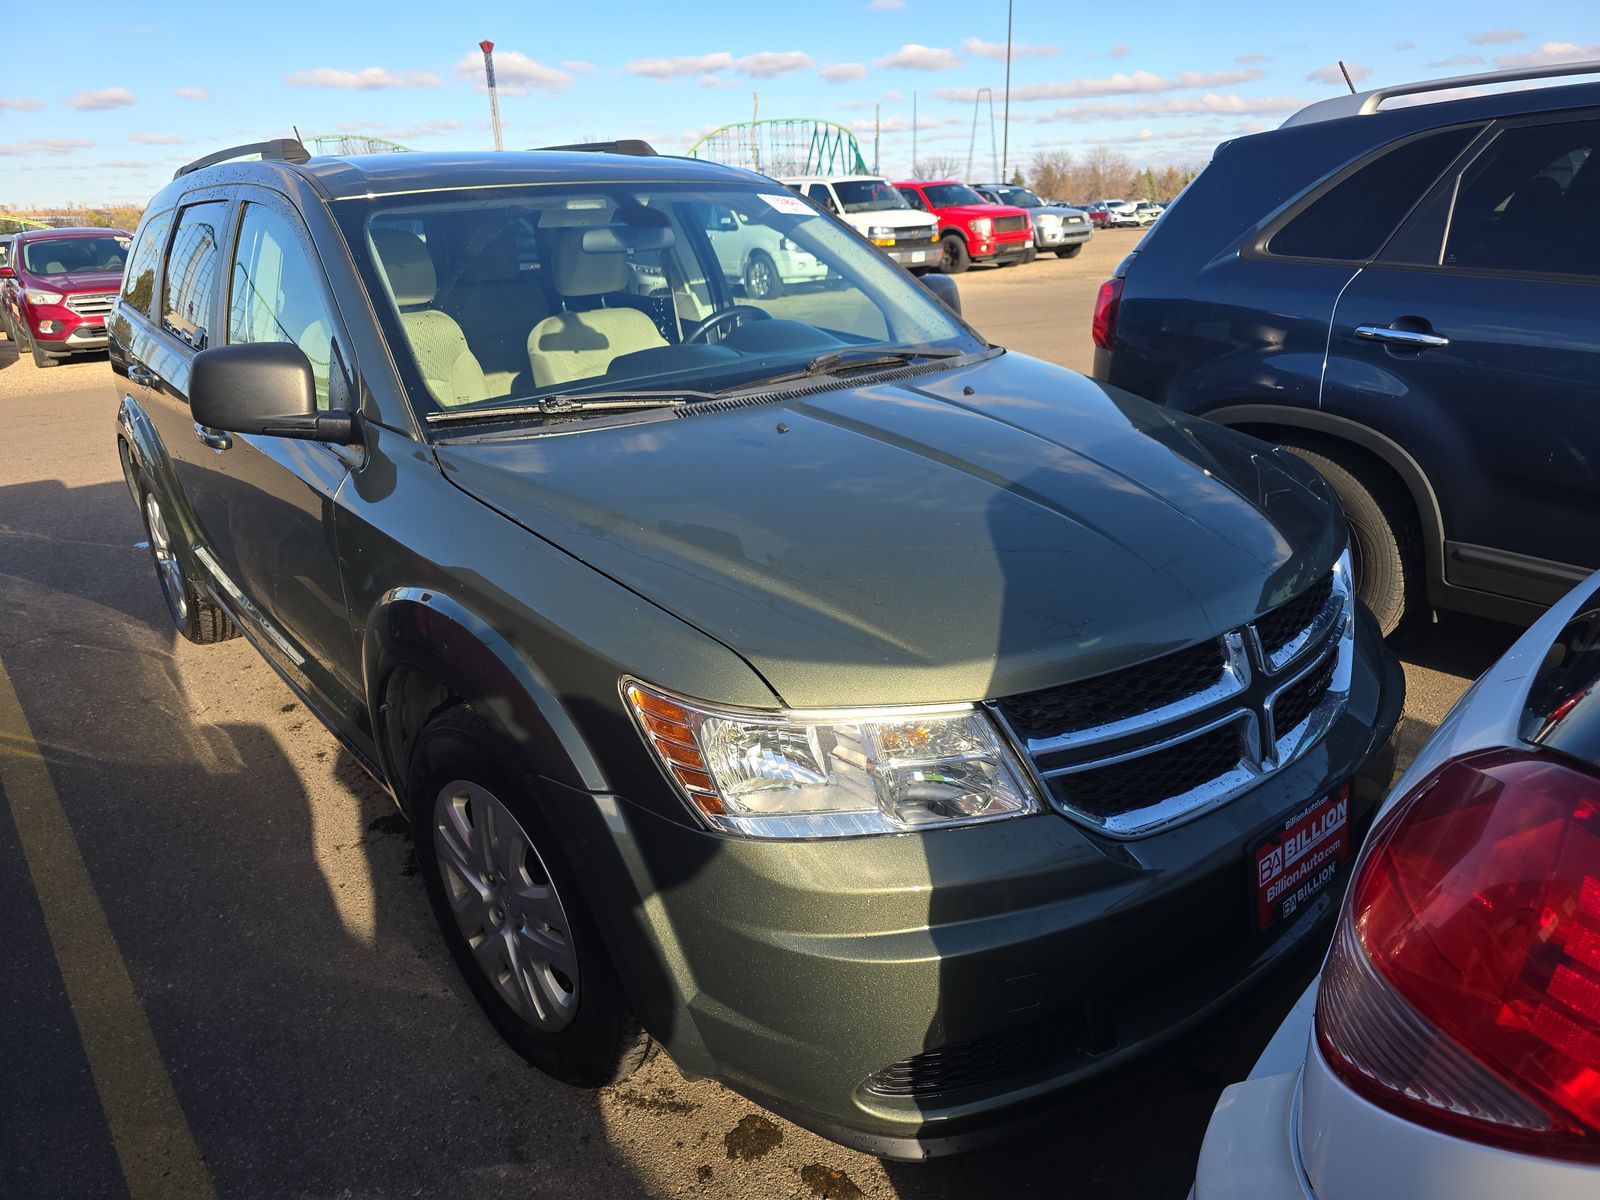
{"left": 480, "top": 40, "right": 504, "bottom": 151}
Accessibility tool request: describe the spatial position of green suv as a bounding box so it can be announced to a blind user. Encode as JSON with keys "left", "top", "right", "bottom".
{"left": 110, "top": 138, "right": 1403, "bottom": 1157}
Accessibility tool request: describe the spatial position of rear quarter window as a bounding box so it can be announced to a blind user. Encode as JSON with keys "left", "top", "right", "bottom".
{"left": 1521, "top": 593, "right": 1600, "bottom": 770}
{"left": 120, "top": 209, "right": 173, "bottom": 316}
{"left": 1265, "top": 126, "right": 1480, "bottom": 262}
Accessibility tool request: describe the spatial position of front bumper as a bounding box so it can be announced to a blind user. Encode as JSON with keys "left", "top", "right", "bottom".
{"left": 970, "top": 232, "right": 1034, "bottom": 263}
{"left": 1034, "top": 219, "right": 1092, "bottom": 248}
{"left": 579, "top": 608, "right": 1404, "bottom": 1158}
{"left": 882, "top": 240, "right": 938, "bottom": 268}
{"left": 24, "top": 302, "right": 110, "bottom": 354}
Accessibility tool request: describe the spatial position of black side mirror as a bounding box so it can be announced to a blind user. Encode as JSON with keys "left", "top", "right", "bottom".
{"left": 190, "top": 342, "right": 359, "bottom": 444}
{"left": 919, "top": 272, "right": 962, "bottom": 316}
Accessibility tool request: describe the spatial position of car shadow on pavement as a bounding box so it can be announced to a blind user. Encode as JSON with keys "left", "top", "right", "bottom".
{"left": 0, "top": 476, "right": 659, "bottom": 1200}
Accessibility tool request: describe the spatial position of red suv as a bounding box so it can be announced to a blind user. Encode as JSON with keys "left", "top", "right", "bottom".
{"left": 892, "top": 181, "right": 1032, "bottom": 274}
{"left": 2, "top": 227, "right": 131, "bottom": 367}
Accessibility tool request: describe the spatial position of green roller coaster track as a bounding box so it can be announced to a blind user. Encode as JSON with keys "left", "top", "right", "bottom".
{"left": 686, "top": 118, "right": 867, "bottom": 178}
{"left": 304, "top": 133, "right": 415, "bottom": 156}
{"left": 0, "top": 215, "right": 55, "bottom": 233}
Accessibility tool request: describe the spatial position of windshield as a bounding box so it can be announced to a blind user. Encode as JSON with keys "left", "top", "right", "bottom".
{"left": 338, "top": 182, "right": 978, "bottom": 422}
{"left": 923, "top": 184, "right": 988, "bottom": 208}
{"left": 992, "top": 186, "right": 1044, "bottom": 208}
{"left": 832, "top": 180, "right": 909, "bottom": 213}
{"left": 21, "top": 235, "right": 129, "bottom": 276}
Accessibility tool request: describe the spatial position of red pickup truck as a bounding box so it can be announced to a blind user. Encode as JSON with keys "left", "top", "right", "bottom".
{"left": 892, "top": 181, "right": 1033, "bottom": 274}
{"left": 1, "top": 227, "right": 131, "bottom": 367}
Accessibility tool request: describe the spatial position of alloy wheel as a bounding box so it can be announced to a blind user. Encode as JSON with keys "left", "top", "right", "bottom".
{"left": 143, "top": 492, "right": 188, "bottom": 622}
{"left": 746, "top": 257, "right": 774, "bottom": 299}
{"left": 433, "top": 780, "right": 579, "bottom": 1032}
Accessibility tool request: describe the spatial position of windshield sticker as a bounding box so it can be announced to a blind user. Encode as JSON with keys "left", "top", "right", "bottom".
{"left": 758, "top": 192, "right": 815, "bottom": 217}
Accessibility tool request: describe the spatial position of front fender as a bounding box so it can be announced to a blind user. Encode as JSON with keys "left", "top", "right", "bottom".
{"left": 362, "top": 586, "right": 607, "bottom": 795}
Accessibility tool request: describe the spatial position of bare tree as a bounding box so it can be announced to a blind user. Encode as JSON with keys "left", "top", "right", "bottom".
{"left": 1081, "top": 145, "right": 1135, "bottom": 199}
{"left": 911, "top": 155, "right": 965, "bottom": 180}
{"left": 1028, "top": 149, "right": 1076, "bottom": 201}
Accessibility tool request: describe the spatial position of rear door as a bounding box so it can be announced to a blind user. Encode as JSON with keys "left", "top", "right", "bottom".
{"left": 1322, "top": 112, "right": 1600, "bottom": 604}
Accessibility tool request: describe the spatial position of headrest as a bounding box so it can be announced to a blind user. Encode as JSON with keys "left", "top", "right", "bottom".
{"left": 552, "top": 229, "right": 628, "bottom": 296}
{"left": 459, "top": 226, "right": 521, "bottom": 284}
{"left": 372, "top": 228, "right": 437, "bottom": 306}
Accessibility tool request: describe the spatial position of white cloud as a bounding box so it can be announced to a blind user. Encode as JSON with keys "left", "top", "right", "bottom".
{"left": 0, "top": 138, "right": 92, "bottom": 156}
{"left": 699, "top": 74, "right": 734, "bottom": 89}
{"left": 937, "top": 68, "right": 1264, "bottom": 103}
{"left": 1109, "top": 44, "right": 1131, "bottom": 59}
{"left": 849, "top": 115, "right": 961, "bottom": 133}
{"left": 285, "top": 67, "right": 439, "bottom": 90}
{"left": 736, "top": 51, "right": 814, "bottom": 78}
{"left": 1035, "top": 93, "right": 1310, "bottom": 122}
{"left": 172, "top": 87, "right": 209, "bottom": 100}
{"left": 1428, "top": 53, "right": 1484, "bottom": 69}
{"left": 962, "top": 37, "right": 1057, "bottom": 61}
{"left": 625, "top": 52, "right": 734, "bottom": 79}
{"left": 562, "top": 61, "right": 596, "bottom": 74}
{"left": 454, "top": 50, "right": 572, "bottom": 95}
{"left": 1306, "top": 63, "right": 1370, "bottom": 85}
{"left": 876, "top": 44, "right": 962, "bottom": 70}
{"left": 129, "top": 132, "right": 182, "bottom": 144}
{"left": 65, "top": 87, "right": 136, "bottom": 111}
{"left": 1496, "top": 42, "right": 1600, "bottom": 68}
{"left": 1, "top": 96, "right": 46, "bottom": 111}
{"left": 337, "top": 119, "right": 465, "bottom": 141}
{"left": 1467, "top": 29, "right": 1525, "bottom": 45}
{"left": 820, "top": 63, "right": 868, "bottom": 83}
{"left": 1236, "top": 53, "right": 1271, "bottom": 64}
{"left": 868, "top": 0, "right": 904, "bottom": 8}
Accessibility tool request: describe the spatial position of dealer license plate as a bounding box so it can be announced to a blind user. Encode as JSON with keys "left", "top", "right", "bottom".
{"left": 1253, "top": 787, "right": 1351, "bottom": 931}
{"left": 910, "top": 250, "right": 927, "bottom": 263}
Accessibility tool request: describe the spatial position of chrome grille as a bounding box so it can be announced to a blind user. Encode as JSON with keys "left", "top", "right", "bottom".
{"left": 994, "top": 215, "right": 1029, "bottom": 234}
{"left": 65, "top": 292, "right": 116, "bottom": 316}
{"left": 991, "top": 564, "right": 1354, "bottom": 838}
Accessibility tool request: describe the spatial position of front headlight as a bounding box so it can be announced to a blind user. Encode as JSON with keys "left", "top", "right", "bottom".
{"left": 970, "top": 217, "right": 993, "bottom": 236}
{"left": 624, "top": 680, "right": 1042, "bottom": 838}
{"left": 1038, "top": 213, "right": 1061, "bottom": 227}
{"left": 24, "top": 288, "right": 64, "bottom": 306}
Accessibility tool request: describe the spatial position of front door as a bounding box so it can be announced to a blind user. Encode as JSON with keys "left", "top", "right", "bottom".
{"left": 1322, "top": 111, "right": 1600, "bottom": 606}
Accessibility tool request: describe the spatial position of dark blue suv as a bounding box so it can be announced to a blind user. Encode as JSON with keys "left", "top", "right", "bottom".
{"left": 1094, "top": 61, "right": 1600, "bottom": 636}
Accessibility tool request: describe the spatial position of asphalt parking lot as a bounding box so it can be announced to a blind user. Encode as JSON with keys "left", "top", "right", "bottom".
{"left": 0, "top": 228, "right": 1521, "bottom": 1200}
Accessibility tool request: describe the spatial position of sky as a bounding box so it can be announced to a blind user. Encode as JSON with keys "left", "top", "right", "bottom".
{"left": 2, "top": 1, "right": 1598, "bottom": 207}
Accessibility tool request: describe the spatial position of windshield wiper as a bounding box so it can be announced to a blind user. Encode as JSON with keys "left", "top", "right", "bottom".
{"left": 729, "top": 345, "right": 968, "bottom": 392}
{"left": 425, "top": 389, "right": 718, "bottom": 426}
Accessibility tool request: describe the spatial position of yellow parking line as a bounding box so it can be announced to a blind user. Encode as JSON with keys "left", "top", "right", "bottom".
{"left": 0, "top": 657, "right": 217, "bottom": 1200}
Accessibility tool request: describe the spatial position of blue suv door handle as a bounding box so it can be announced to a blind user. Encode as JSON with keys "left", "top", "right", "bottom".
{"left": 1355, "top": 324, "right": 1450, "bottom": 350}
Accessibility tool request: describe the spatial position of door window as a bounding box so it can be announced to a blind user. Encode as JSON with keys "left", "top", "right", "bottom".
{"left": 227, "top": 202, "right": 338, "bottom": 409}
{"left": 162, "top": 202, "right": 226, "bottom": 348}
{"left": 897, "top": 187, "right": 929, "bottom": 211}
{"left": 806, "top": 184, "right": 838, "bottom": 213}
{"left": 1441, "top": 119, "right": 1600, "bottom": 278}
{"left": 1266, "top": 126, "right": 1479, "bottom": 262}
{"left": 120, "top": 209, "right": 172, "bottom": 316}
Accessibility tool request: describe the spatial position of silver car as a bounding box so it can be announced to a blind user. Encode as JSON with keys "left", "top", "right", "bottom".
{"left": 1191, "top": 569, "right": 1600, "bottom": 1199}
{"left": 974, "top": 184, "right": 1093, "bottom": 258}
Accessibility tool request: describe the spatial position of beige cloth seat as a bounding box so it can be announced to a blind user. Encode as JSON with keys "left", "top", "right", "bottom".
{"left": 371, "top": 229, "right": 490, "bottom": 408}
{"left": 526, "top": 231, "right": 667, "bottom": 389}
{"left": 441, "top": 227, "right": 550, "bottom": 396}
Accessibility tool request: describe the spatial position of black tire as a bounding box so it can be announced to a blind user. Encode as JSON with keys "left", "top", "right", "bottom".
{"left": 408, "top": 706, "right": 652, "bottom": 1088}
{"left": 1278, "top": 443, "right": 1420, "bottom": 638}
{"left": 1055, "top": 244, "right": 1083, "bottom": 259}
{"left": 743, "top": 251, "right": 784, "bottom": 300}
{"left": 938, "top": 233, "right": 970, "bottom": 275}
{"left": 134, "top": 471, "right": 239, "bottom": 644}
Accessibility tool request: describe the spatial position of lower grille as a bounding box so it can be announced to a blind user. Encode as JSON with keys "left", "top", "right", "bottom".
{"left": 993, "top": 215, "right": 1029, "bottom": 234}
{"left": 863, "top": 1011, "right": 1084, "bottom": 1099}
{"left": 1272, "top": 650, "right": 1338, "bottom": 739}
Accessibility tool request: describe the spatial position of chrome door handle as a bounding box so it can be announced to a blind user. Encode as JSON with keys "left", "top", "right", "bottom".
{"left": 127, "top": 363, "right": 156, "bottom": 386}
{"left": 1354, "top": 325, "right": 1450, "bottom": 349}
{"left": 193, "top": 423, "right": 233, "bottom": 452}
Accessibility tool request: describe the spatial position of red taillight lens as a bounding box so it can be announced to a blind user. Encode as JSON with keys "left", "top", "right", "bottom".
{"left": 1091, "top": 277, "right": 1122, "bottom": 350}
{"left": 1316, "top": 749, "right": 1600, "bottom": 1161}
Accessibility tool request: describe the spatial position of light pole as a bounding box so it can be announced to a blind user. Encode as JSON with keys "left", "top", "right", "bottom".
{"left": 1001, "top": 0, "right": 1013, "bottom": 181}
{"left": 480, "top": 40, "right": 504, "bottom": 151}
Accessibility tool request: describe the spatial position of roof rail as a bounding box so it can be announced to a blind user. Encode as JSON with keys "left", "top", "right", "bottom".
{"left": 1282, "top": 58, "right": 1600, "bottom": 128}
{"left": 533, "top": 139, "right": 658, "bottom": 157}
{"left": 174, "top": 138, "right": 311, "bottom": 180}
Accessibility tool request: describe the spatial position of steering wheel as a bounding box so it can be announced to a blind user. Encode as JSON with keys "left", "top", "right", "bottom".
{"left": 685, "top": 305, "right": 771, "bottom": 345}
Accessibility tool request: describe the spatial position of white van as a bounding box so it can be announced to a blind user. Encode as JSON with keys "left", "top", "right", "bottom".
{"left": 702, "top": 202, "right": 830, "bottom": 299}
{"left": 779, "top": 175, "right": 939, "bottom": 269}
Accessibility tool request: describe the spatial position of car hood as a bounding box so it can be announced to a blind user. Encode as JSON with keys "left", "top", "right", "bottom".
{"left": 435, "top": 353, "right": 1342, "bottom": 708}
{"left": 28, "top": 271, "right": 123, "bottom": 292}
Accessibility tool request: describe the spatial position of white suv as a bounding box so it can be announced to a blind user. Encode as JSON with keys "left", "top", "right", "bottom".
{"left": 779, "top": 175, "right": 938, "bottom": 269}
{"left": 703, "top": 203, "right": 829, "bottom": 299}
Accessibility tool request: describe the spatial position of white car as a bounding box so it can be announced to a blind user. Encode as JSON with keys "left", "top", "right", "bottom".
{"left": 1192, "top": 569, "right": 1600, "bottom": 1199}
{"left": 703, "top": 203, "right": 829, "bottom": 299}
{"left": 778, "top": 175, "right": 939, "bottom": 270}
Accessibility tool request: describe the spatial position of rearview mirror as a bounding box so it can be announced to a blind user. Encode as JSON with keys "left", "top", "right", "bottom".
{"left": 919, "top": 272, "right": 961, "bottom": 316}
{"left": 190, "top": 342, "right": 359, "bottom": 444}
